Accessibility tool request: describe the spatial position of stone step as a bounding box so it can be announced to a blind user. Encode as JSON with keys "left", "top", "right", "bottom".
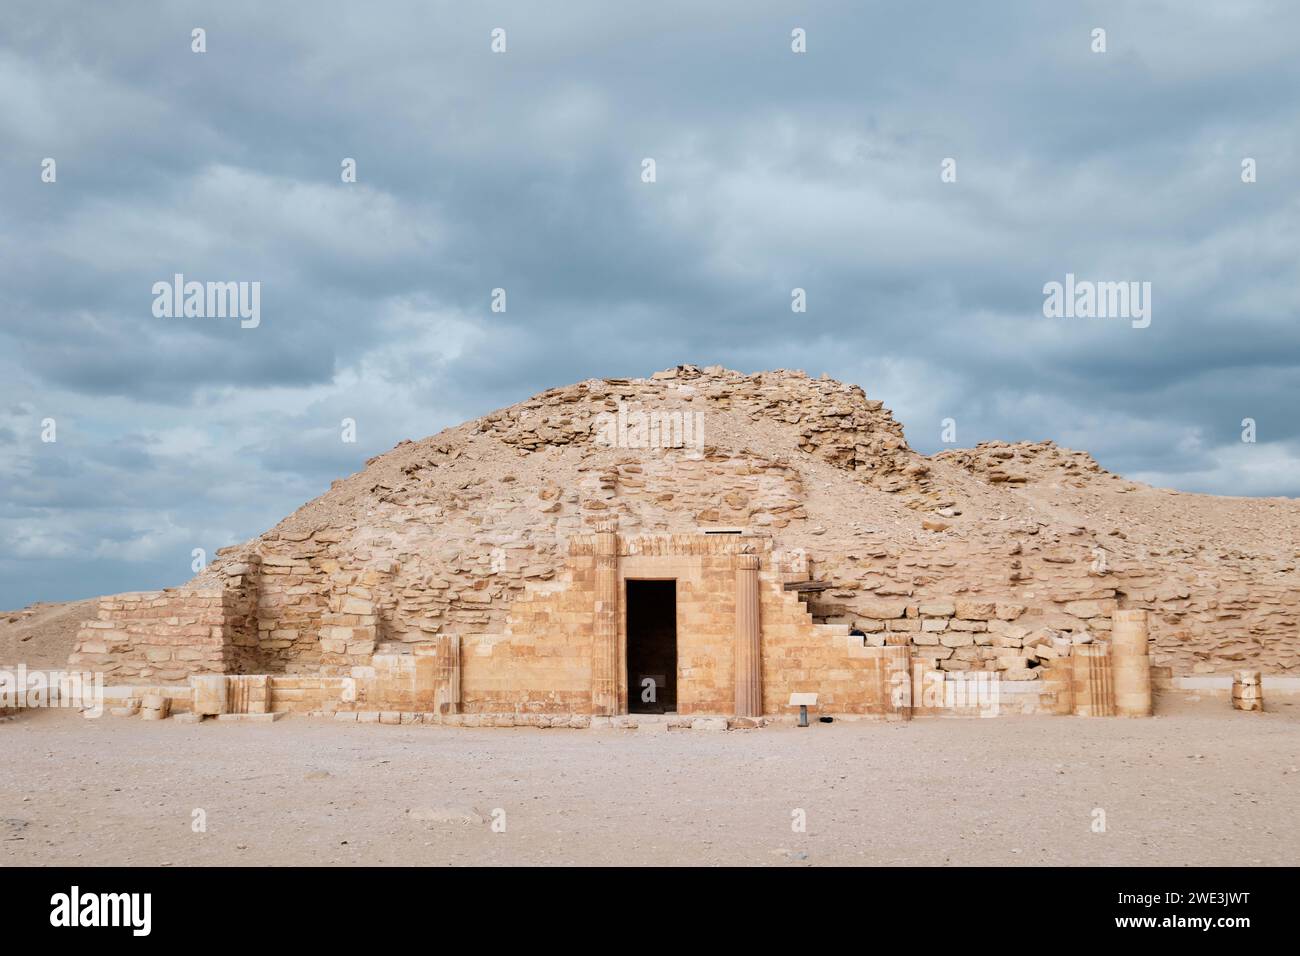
{"left": 815, "top": 623, "right": 851, "bottom": 638}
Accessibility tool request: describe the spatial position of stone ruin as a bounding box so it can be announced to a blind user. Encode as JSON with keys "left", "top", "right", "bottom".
{"left": 61, "top": 365, "right": 1299, "bottom": 724}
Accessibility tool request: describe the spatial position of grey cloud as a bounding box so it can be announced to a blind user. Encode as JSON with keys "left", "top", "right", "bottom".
{"left": 0, "top": 0, "right": 1297, "bottom": 606}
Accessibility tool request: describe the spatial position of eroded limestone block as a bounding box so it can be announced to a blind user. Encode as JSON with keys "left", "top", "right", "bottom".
{"left": 190, "top": 675, "right": 228, "bottom": 716}
{"left": 690, "top": 717, "right": 728, "bottom": 731}
{"left": 140, "top": 694, "right": 171, "bottom": 720}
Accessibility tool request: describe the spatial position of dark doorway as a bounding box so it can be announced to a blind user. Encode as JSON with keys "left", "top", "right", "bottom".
{"left": 626, "top": 580, "right": 677, "bottom": 714}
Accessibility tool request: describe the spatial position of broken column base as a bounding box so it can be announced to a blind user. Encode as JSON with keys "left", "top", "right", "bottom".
{"left": 1232, "top": 670, "right": 1263, "bottom": 712}
{"left": 140, "top": 694, "right": 170, "bottom": 720}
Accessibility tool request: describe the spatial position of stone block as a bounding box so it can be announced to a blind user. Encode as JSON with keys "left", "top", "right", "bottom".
{"left": 190, "top": 675, "right": 228, "bottom": 716}
{"left": 340, "top": 597, "right": 374, "bottom": 616}
{"left": 1002, "top": 668, "right": 1040, "bottom": 681}
{"left": 955, "top": 601, "right": 996, "bottom": 620}
{"left": 690, "top": 717, "right": 728, "bottom": 732}
{"left": 1063, "top": 599, "right": 1116, "bottom": 618}
{"left": 215, "top": 711, "right": 286, "bottom": 722}
{"left": 140, "top": 694, "right": 170, "bottom": 720}
{"left": 857, "top": 600, "right": 908, "bottom": 620}
{"left": 918, "top": 602, "right": 955, "bottom": 618}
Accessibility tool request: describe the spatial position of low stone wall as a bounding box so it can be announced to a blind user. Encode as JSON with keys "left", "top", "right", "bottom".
{"left": 757, "top": 581, "right": 909, "bottom": 715}
{"left": 63, "top": 535, "right": 1084, "bottom": 718}
{"left": 70, "top": 645, "right": 1300, "bottom": 725}
{"left": 68, "top": 589, "right": 235, "bottom": 682}
{"left": 849, "top": 598, "right": 1054, "bottom": 678}
{"left": 66, "top": 506, "right": 1290, "bottom": 719}
{"left": 807, "top": 545, "right": 1299, "bottom": 678}
{"left": 101, "top": 684, "right": 194, "bottom": 712}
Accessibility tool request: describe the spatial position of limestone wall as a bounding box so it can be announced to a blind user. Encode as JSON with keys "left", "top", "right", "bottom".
{"left": 451, "top": 534, "right": 917, "bottom": 717}
{"left": 757, "top": 577, "right": 901, "bottom": 714}
{"left": 461, "top": 553, "right": 597, "bottom": 714}
{"left": 69, "top": 589, "right": 234, "bottom": 682}
{"left": 806, "top": 539, "right": 1299, "bottom": 677}
{"left": 65, "top": 366, "right": 1300, "bottom": 690}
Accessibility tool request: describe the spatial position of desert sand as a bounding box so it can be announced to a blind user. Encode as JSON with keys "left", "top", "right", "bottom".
{"left": 2, "top": 696, "right": 1295, "bottom": 867}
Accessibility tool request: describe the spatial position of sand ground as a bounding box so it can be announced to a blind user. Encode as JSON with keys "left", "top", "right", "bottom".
{"left": 1, "top": 695, "right": 1296, "bottom": 867}
{"left": 0, "top": 600, "right": 96, "bottom": 670}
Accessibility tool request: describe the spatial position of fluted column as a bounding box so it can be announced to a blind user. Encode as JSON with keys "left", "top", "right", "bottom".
{"left": 435, "top": 634, "right": 460, "bottom": 715}
{"left": 591, "top": 519, "right": 620, "bottom": 716}
{"left": 1072, "top": 643, "right": 1114, "bottom": 717}
{"left": 734, "top": 553, "right": 762, "bottom": 718}
{"left": 1110, "top": 609, "right": 1152, "bottom": 717}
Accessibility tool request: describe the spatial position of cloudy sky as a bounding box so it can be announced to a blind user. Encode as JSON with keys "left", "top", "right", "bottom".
{"left": 1, "top": 1, "right": 1297, "bottom": 608}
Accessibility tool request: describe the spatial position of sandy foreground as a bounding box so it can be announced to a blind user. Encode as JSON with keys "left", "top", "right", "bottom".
{"left": 1, "top": 696, "right": 1296, "bottom": 867}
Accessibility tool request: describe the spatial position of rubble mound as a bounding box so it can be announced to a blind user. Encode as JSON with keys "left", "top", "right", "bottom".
{"left": 447, "top": 364, "right": 925, "bottom": 491}
{"left": 51, "top": 366, "right": 1300, "bottom": 680}
{"left": 934, "top": 440, "right": 1110, "bottom": 488}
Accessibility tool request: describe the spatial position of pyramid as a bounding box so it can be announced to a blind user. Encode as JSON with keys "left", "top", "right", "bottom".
{"left": 67, "top": 366, "right": 1300, "bottom": 720}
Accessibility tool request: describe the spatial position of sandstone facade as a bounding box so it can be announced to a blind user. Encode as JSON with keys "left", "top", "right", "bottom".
{"left": 67, "top": 366, "right": 1300, "bottom": 717}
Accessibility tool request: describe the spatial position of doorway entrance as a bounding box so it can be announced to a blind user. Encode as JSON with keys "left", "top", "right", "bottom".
{"left": 626, "top": 580, "right": 677, "bottom": 714}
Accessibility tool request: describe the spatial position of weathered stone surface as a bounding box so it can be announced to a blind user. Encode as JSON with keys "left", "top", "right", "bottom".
{"left": 190, "top": 675, "right": 227, "bottom": 716}
{"left": 857, "top": 600, "right": 909, "bottom": 620}
{"left": 955, "top": 601, "right": 997, "bottom": 620}
{"left": 919, "top": 602, "right": 955, "bottom": 617}
{"left": 57, "top": 364, "right": 1300, "bottom": 725}
{"left": 690, "top": 717, "right": 729, "bottom": 732}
